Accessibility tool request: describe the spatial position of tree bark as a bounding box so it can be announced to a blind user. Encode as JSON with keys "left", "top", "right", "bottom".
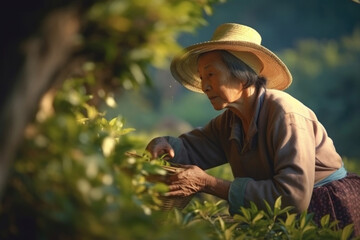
{"left": 0, "top": 7, "right": 80, "bottom": 197}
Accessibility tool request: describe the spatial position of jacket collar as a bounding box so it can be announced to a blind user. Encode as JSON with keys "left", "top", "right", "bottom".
{"left": 229, "top": 87, "right": 265, "bottom": 151}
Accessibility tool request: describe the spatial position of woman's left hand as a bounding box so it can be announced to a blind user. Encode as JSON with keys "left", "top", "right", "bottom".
{"left": 164, "top": 165, "right": 209, "bottom": 197}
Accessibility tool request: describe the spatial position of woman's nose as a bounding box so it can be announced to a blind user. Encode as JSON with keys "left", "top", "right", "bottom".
{"left": 201, "top": 81, "right": 211, "bottom": 93}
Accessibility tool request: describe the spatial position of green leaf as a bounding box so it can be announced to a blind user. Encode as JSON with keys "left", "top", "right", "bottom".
{"left": 151, "top": 195, "right": 163, "bottom": 205}
{"left": 109, "top": 117, "right": 118, "bottom": 126}
{"left": 224, "top": 224, "right": 238, "bottom": 240}
{"left": 130, "top": 64, "right": 145, "bottom": 84}
{"left": 249, "top": 201, "right": 258, "bottom": 213}
{"left": 102, "top": 136, "right": 116, "bottom": 157}
{"left": 274, "top": 196, "right": 282, "bottom": 209}
{"left": 264, "top": 200, "right": 273, "bottom": 217}
{"left": 152, "top": 182, "right": 168, "bottom": 193}
{"left": 120, "top": 127, "right": 136, "bottom": 135}
{"left": 300, "top": 212, "right": 307, "bottom": 228}
{"left": 233, "top": 214, "right": 249, "bottom": 224}
{"left": 217, "top": 216, "right": 226, "bottom": 231}
{"left": 109, "top": 116, "right": 123, "bottom": 128}
{"left": 240, "top": 207, "right": 251, "bottom": 222}
{"left": 285, "top": 213, "right": 297, "bottom": 227}
{"left": 84, "top": 103, "right": 99, "bottom": 119}
{"left": 329, "top": 219, "right": 340, "bottom": 229}
{"left": 252, "top": 212, "right": 264, "bottom": 224}
{"left": 303, "top": 225, "right": 316, "bottom": 234}
{"left": 341, "top": 224, "right": 354, "bottom": 240}
{"left": 100, "top": 117, "right": 108, "bottom": 125}
{"left": 173, "top": 208, "right": 183, "bottom": 225}
{"left": 203, "top": 5, "right": 213, "bottom": 15}
{"left": 278, "top": 205, "right": 294, "bottom": 215}
{"left": 182, "top": 212, "right": 195, "bottom": 225}
{"left": 320, "top": 214, "right": 330, "bottom": 228}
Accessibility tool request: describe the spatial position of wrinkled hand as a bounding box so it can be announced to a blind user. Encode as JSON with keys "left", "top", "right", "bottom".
{"left": 164, "top": 165, "right": 209, "bottom": 197}
{"left": 145, "top": 137, "right": 174, "bottom": 160}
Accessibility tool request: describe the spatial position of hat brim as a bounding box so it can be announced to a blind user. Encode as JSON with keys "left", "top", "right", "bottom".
{"left": 170, "top": 40, "right": 292, "bottom": 93}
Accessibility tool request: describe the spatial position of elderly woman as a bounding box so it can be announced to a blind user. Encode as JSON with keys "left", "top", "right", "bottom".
{"left": 146, "top": 23, "right": 360, "bottom": 235}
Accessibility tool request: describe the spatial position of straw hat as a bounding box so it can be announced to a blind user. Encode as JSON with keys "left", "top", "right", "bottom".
{"left": 170, "top": 23, "right": 292, "bottom": 93}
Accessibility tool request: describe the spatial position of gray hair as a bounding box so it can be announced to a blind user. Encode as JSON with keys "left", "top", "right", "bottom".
{"left": 202, "top": 50, "right": 267, "bottom": 89}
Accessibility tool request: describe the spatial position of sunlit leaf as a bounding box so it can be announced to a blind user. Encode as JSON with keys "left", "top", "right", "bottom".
{"left": 203, "top": 5, "right": 213, "bottom": 15}
{"left": 105, "top": 96, "right": 117, "bottom": 108}
{"left": 341, "top": 224, "right": 354, "bottom": 240}
{"left": 224, "top": 223, "right": 238, "bottom": 240}
{"left": 278, "top": 206, "right": 295, "bottom": 216}
{"left": 233, "top": 214, "right": 248, "bottom": 223}
{"left": 120, "top": 127, "right": 136, "bottom": 135}
{"left": 217, "top": 216, "right": 226, "bottom": 231}
{"left": 252, "top": 212, "right": 264, "bottom": 224}
{"left": 283, "top": 213, "right": 295, "bottom": 227}
{"left": 274, "top": 196, "right": 282, "bottom": 216}
{"left": 84, "top": 104, "right": 99, "bottom": 119}
{"left": 130, "top": 64, "right": 145, "bottom": 84}
{"left": 102, "top": 136, "right": 116, "bottom": 157}
{"left": 152, "top": 182, "right": 168, "bottom": 193}
{"left": 320, "top": 214, "right": 330, "bottom": 228}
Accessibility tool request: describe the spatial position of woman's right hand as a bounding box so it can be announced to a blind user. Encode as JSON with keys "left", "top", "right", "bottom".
{"left": 145, "top": 137, "right": 175, "bottom": 160}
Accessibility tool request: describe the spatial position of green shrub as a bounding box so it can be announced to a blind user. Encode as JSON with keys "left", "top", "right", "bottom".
{"left": 179, "top": 196, "right": 358, "bottom": 240}
{"left": 0, "top": 77, "right": 204, "bottom": 239}
{"left": 1, "top": 77, "right": 358, "bottom": 239}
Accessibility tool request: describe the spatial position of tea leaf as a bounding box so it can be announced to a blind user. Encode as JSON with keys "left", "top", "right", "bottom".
{"left": 120, "top": 127, "right": 136, "bottom": 135}
{"left": 320, "top": 214, "right": 330, "bottom": 228}
{"left": 224, "top": 224, "right": 238, "bottom": 240}
{"left": 102, "top": 136, "right": 116, "bottom": 157}
{"left": 240, "top": 207, "right": 251, "bottom": 222}
{"left": 285, "top": 213, "right": 297, "bottom": 227}
{"left": 152, "top": 182, "right": 169, "bottom": 193}
{"left": 252, "top": 212, "right": 264, "bottom": 224}
{"left": 274, "top": 196, "right": 282, "bottom": 210}
{"left": 233, "top": 214, "right": 249, "bottom": 224}
{"left": 250, "top": 201, "right": 258, "bottom": 213}
{"left": 278, "top": 205, "right": 294, "bottom": 215}
{"left": 264, "top": 200, "right": 273, "bottom": 217}
{"left": 217, "top": 216, "right": 226, "bottom": 231}
{"left": 329, "top": 219, "right": 340, "bottom": 229}
{"left": 341, "top": 224, "right": 354, "bottom": 240}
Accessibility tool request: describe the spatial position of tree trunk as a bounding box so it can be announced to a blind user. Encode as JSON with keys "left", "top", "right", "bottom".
{"left": 0, "top": 7, "right": 80, "bottom": 197}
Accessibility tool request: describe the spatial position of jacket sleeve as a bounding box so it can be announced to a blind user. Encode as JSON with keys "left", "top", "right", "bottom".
{"left": 165, "top": 113, "right": 230, "bottom": 170}
{"left": 229, "top": 112, "right": 316, "bottom": 214}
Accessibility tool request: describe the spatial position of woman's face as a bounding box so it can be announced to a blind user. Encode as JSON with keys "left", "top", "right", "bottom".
{"left": 198, "top": 51, "right": 244, "bottom": 110}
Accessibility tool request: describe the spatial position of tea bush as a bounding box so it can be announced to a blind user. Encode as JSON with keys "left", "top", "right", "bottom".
{"left": 0, "top": 77, "right": 209, "bottom": 239}
{"left": 179, "top": 197, "right": 357, "bottom": 240}
{"left": 0, "top": 76, "right": 358, "bottom": 240}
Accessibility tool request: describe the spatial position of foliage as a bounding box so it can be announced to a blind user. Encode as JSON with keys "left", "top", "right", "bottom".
{"left": 79, "top": 0, "right": 224, "bottom": 95}
{"left": 1, "top": 76, "right": 359, "bottom": 239}
{"left": 178, "top": 197, "right": 359, "bottom": 240}
{"left": 343, "top": 157, "right": 360, "bottom": 175}
{"left": 0, "top": 76, "right": 209, "bottom": 240}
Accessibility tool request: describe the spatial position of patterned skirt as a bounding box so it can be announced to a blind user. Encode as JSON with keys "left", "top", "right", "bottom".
{"left": 308, "top": 173, "right": 360, "bottom": 237}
